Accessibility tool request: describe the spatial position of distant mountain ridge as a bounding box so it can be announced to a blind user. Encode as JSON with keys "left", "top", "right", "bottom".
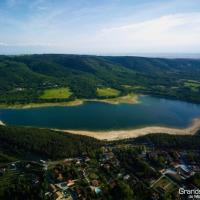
{"left": 0, "top": 54, "right": 200, "bottom": 103}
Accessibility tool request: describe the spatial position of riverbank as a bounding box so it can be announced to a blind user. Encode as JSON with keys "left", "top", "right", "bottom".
{"left": 89, "top": 93, "right": 139, "bottom": 104}
{"left": 0, "top": 94, "right": 139, "bottom": 109}
{"left": 0, "top": 99, "right": 84, "bottom": 109}
{"left": 58, "top": 118, "right": 200, "bottom": 141}
{"left": 0, "top": 121, "right": 5, "bottom": 126}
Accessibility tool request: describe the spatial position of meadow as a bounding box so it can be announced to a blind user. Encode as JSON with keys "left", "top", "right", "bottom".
{"left": 40, "top": 87, "right": 72, "bottom": 99}
{"left": 97, "top": 87, "right": 120, "bottom": 98}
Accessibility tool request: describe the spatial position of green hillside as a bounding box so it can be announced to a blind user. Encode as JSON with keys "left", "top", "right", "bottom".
{"left": 0, "top": 125, "right": 103, "bottom": 160}
{"left": 0, "top": 54, "right": 200, "bottom": 104}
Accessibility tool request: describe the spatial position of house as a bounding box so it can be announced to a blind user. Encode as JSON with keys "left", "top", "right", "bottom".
{"left": 102, "top": 163, "right": 111, "bottom": 171}
{"left": 192, "top": 165, "right": 200, "bottom": 172}
{"left": 67, "top": 179, "right": 76, "bottom": 187}
{"left": 0, "top": 168, "right": 6, "bottom": 176}
{"left": 94, "top": 187, "right": 102, "bottom": 194}
{"left": 91, "top": 180, "right": 100, "bottom": 187}
{"left": 64, "top": 158, "right": 74, "bottom": 162}
{"left": 40, "top": 160, "right": 46, "bottom": 164}
{"left": 90, "top": 186, "right": 102, "bottom": 194}
{"left": 101, "top": 152, "right": 115, "bottom": 162}
{"left": 123, "top": 174, "right": 130, "bottom": 180}
{"left": 9, "top": 163, "right": 17, "bottom": 171}
{"left": 84, "top": 157, "right": 91, "bottom": 162}
{"left": 57, "top": 173, "right": 64, "bottom": 181}
{"left": 174, "top": 164, "right": 194, "bottom": 179}
{"left": 49, "top": 184, "right": 57, "bottom": 193}
{"left": 54, "top": 191, "right": 63, "bottom": 200}
{"left": 55, "top": 182, "right": 68, "bottom": 191}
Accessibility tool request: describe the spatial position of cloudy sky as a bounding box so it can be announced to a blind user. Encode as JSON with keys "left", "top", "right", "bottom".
{"left": 0, "top": 0, "right": 200, "bottom": 55}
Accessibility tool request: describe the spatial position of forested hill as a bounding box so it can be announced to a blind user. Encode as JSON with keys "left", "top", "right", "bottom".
{"left": 0, "top": 125, "right": 200, "bottom": 161}
{"left": 1, "top": 54, "right": 200, "bottom": 103}
{"left": 0, "top": 125, "right": 103, "bottom": 160}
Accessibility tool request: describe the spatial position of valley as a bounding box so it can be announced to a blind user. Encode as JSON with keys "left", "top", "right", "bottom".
{"left": 1, "top": 54, "right": 200, "bottom": 200}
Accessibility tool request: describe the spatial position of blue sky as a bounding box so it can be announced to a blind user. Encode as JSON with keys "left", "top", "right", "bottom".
{"left": 0, "top": 0, "right": 200, "bottom": 54}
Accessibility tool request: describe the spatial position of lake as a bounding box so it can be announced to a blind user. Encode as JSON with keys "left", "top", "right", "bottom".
{"left": 1, "top": 95, "right": 200, "bottom": 130}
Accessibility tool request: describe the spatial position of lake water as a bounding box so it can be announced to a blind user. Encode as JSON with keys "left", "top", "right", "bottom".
{"left": 1, "top": 96, "right": 200, "bottom": 130}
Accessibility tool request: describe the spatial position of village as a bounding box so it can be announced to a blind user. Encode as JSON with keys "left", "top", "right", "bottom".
{"left": 0, "top": 143, "right": 200, "bottom": 200}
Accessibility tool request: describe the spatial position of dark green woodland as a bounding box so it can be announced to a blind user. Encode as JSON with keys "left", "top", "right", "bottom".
{"left": 1, "top": 54, "right": 200, "bottom": 104}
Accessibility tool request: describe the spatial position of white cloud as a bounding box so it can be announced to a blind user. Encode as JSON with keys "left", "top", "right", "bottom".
{"left": 0, "top": 42, "right": 54, "bottom": 47}
{"left": 87, "top": 12, "right": 200, "bottom": 53}
{"left": 0, "top": 42, "right": 10, "bottom": 46}
{"left": 1, "top": 1, "right": 200, "bottom": 54}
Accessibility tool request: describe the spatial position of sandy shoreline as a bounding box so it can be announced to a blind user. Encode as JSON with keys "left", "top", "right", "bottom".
{"left": 0, "top": 99, "right": 84, "bottom": 109}
{"left": 88, "top": 94, "right": 139, "bottom": 105}
{"left": 57, "top": 118, "right": 200, "bottom": 141}
{"left": 0, "top": 120, "right": 5, "bottom": 126}
{"left": 0, "top": 94, "right": 139, "bottom": 109}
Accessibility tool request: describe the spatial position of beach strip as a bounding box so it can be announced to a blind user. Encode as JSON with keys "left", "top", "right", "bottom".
{"left": 57, "top": 118, "right": 200, "bottom": 141}
{"left": 0, "top": 120, "right": 5, "bottom": 126}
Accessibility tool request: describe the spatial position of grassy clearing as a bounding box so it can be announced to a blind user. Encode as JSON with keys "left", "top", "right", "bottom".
{"left": 184, "top": 80, "right": 200, "bottom": 92}
{"left": 97, "top": 87, "right": 120, "bottom": 97}
{"left": 122, "top": 85, "right": 146, "bottom": 90}
{"left": 40, "top": 87, "right": 72, "bottom": 99}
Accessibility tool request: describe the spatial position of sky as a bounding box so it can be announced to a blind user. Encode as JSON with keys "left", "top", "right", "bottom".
{"left": 0, "top": 0, "right": 200, "bottom": 55}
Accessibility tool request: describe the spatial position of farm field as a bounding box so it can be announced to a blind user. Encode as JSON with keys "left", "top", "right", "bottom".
{"left": 40, "top": 87, "right": 72, "bottom": 99}
{"left": 184, "top": 80, "right": 200, "bottom": 92}
{"left": 97, "top": 87, "right": 120, "bottom": 98}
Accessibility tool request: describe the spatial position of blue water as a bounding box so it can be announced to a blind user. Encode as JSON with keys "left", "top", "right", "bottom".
{"left": 1, "top": 96, "right": 200, "bottom": 130}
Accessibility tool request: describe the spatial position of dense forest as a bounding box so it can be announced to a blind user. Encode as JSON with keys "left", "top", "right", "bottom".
{"left": 1, "top": 54, "right": 200, "bottom": 104}
{"left": 1, "top": 125, "right": 200, "bottom": 161}
{"left": 117, "top": 133, "right": 200, "bottom": 150}
{"left": 0, "top": 125, "right": 103, "bottom": 160}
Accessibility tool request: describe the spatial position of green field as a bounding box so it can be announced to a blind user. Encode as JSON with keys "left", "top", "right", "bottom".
{"left": 97, "top": 87, "right": 120, "bottom": 97}
{"left": 40, "top": 87, "right": 72, "bottom": 99}
{"left": 184, "top": 80, "right": 200, "bottom": 92}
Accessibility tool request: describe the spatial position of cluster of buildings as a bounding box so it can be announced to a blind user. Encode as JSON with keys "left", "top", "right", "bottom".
{"left": 144, "top": 148, "right": 200, "bottom": 197}
{"left": 1, "top": 144, "right": 199, "bottom": 199}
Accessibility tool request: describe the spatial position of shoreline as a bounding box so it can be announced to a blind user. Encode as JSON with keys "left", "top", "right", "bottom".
{"left": 0, "top": 99, "right": 84, "bottom": 109}
{"left": 56, "top": 118, "right": 200, "bottom": 141}
{"left": 0, "top": 120, "right": 5, "bottom": 126}
{"left": 87, "top": 93, "right": 139, "bottom": 105}
{"left": 0, "top": 94, "right": 139, "bottom": 109}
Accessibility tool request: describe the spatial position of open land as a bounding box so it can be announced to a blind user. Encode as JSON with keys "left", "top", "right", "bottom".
{"left": 96, "top": 87, "right": 120, "bottom": 97}
{"left": 40, "top": 87, "right": 72, "bottom": 99}
{"left": 58, "top": 118, "right": 200, "bottom": 141}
